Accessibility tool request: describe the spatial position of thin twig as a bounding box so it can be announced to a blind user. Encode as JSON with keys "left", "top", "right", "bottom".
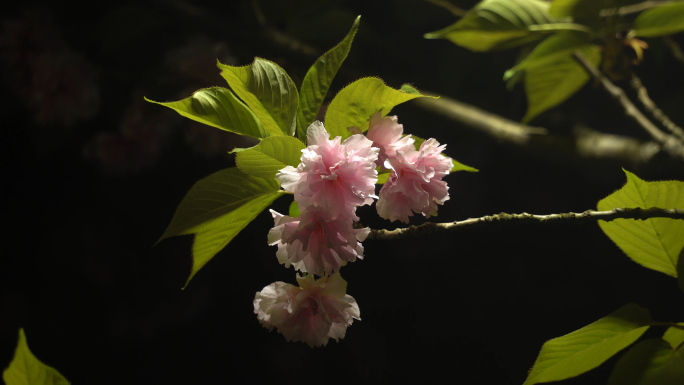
{"left": 663, "top": 36, "right": 684, "bottom": 67}
{"left": 423, "top": 0, "right": 468, "bottom": 17}
{"left": 574, "top": 53, "right": 684, "bottom": 161}
{"left": 413, "top": 95, "right": 663, "bottom": 165}
{"left": 599, "top": 0, "right": 671, "bottom": 17}
{"left": 367, "top": 207, "right": 684, "bottom": 240}
{"left": 630, "top": 74, "right": 684, "bottom": 141}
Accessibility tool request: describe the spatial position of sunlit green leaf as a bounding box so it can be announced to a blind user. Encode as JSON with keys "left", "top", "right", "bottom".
{"left": 289, "top": 200, "right": 300, "bottom": 217}
{"left": 324, "top": 78, "right": 433, "bottom": 139}
{"left": 524, "top": 303, "right": 651, "bottom": 385}
{"left": 504, "top": 31, "right": 593, "bottom": 80}
{"left": 296, "top": 16, "right": 360, "bottom": 141}
{"left": 608, "top": 339, "right": 684, "bottom": 385}
{"left": 412, "top": 136, "right": 479, "bottom": 173}
{"left": 145, "top": 87, "right": 266, "bottom": 139}
{"left": 597, "top": 170, "right": 684, "bottom": 277}
{"left": 425, "top": 0, "right": 588, "bottom": 52}
{"left": 236, "top": 136, "right": 305, "bottom": 179}
{"left": 663, "top": 323, "right": 684, "bottom": 350}
{"left": 158, "top": 168, "right": 286, "bottom": 286}
{"left": 376, "top": 171, "right": 391, "bottom": 185}
{"left": 522, "top": 44, "right": 601, "bottom": 123}
{"left": 550, "top": 0, "right": 642, "bottom": 19}
{"left": 160, "top": 168, "right": 285, "bottom": 240}
{"left": 679, "top": 249, "right": 684, "bottom": 294}
{"left": 218, "top": 58, "right": 298, "bottom": 136}
{"left": 634, "top": 2, "right": 684, "bottom": 38}
{"left": 3, "top": 329, "right": 70, "bottom": 385}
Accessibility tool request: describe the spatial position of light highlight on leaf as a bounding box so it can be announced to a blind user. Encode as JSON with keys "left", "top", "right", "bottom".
{"left": 296, "top": 16, "right": 360, "bottom": 141}
{"left": 524, "top": 303, "right": 651, "bottom": 385}
{"left": 3, "top": 329, "right": 70, "bottom": 385}
{"left": 145, "top": 87, "right": 266, "bottom": 139}
{"left": 325, "top": 78, "right": 433, "bottom": 139}
{"left": 218, "top": 58, "right": 298, "bottom": 136}
{"left": 236, "top": 136, "right": 305, "bottom": 179}
{"left": 597, "top": 170, "right": 684, "bottom": 277}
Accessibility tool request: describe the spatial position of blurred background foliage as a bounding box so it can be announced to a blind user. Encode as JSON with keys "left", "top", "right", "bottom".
{"left": 2, "top": 0, "right": 684, "bottom": 383}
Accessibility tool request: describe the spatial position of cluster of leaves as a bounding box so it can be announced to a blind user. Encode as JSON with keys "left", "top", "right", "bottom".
{"left": 426, "top": 0, "right": 684, "bottom": 122}
{"left": 145, "top": 16, "right": 472, "bottom": 288}
{"left": 523, "top": 170, "right": 684, "bottom": 385}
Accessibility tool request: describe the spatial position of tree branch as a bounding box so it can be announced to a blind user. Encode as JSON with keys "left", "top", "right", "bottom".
{"left": 574, "top": 53, "right": 684, "bottom": 161}
{"left": 599, "top": 0, "right": 672, "bottom": 17}
{"left": 423, "top": 0, "right": 468, "bottom": 17}
{"left": 630, "top": 74, "right": 684, "bottom": 141}
{"left": 367, "top": 208, "right": 684, "bottom": 240}
{"left": 412, "top": 95, "right": 663, "bottom": 165}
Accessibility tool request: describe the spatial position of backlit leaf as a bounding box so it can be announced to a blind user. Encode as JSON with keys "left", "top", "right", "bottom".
{"left": 145, "top": 87, "right": 266, "bottom": 139}
{"left": 425, "top": 0, "right": 588, "bottom": 52}
{"left": 634, "top": 2, "right": 684, "bottom": 38}
{"left": 597, "top": 170, "right": 684, "bottom": 277}
{"left": 662, "top": 324, "right": 684, "bottom": 350}
{"left": 325, "top": 78, "right": 433, "bottom": 139}
{"left": 608, "top": 339, "right": 684, "bottom": 385}
{"left": 218, "top": 58, "right": 298, "bottom": 136}
{"left": 296, "top": 16, "right": 360, "bottom": 141}
{"left": 3, "top": 329, "right": 70, "bottom": 385}
{"left": 504, "top": 31, "right": 593, "bottom": 80}
{"left": 236, "top": 136, "right": 305, "bottom": 179}
{"left": 522, "top": 44, "right": 601, "bottom": 123}
{"left": 524, "top": 303, "right": 651, "bottom": 385}
{"left": 159, "top": 168, "right": 286, "bottom": 286}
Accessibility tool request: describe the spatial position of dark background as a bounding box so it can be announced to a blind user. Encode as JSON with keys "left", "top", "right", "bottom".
{"left": 2, "top": 0, "right": 684, "bottom": 383}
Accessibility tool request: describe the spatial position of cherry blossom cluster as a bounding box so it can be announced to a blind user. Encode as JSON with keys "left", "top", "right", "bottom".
{"left": 254, "top": 113, "right": 452, "bottom": 347}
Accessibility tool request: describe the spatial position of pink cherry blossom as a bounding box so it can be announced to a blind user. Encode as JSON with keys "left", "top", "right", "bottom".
{"left": 377, "top": 138, "right": 452, "bottom": 223}
{"left": 253, "top": 273, "right": 360, "bottom": 347}
{"left": 365, "top": 112, "right": 414, "bottom": 168}
{"left": 268, "top": 208, "right": 369, "bottom": 276}
{"left": 277, "top": 121, "right": 379, "bottom": 217}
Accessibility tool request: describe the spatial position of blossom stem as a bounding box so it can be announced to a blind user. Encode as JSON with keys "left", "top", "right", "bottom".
{"left": 366, "top": 207, "right": 684, "bottom": 240}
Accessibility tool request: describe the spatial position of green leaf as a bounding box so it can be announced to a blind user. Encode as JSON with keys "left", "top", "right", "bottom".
{"left": 376, "top": 171, "right": 391, "bottom": 185}
{"left": 663, "top": 324, "right": 684, "bottom": 350}
{"left": 325, "top": 78, "right": 433, "bottom": 139}
{"left": 296, "top": 16, "right": 360, "bottom": 141}
{"left": 522, "top": 44, "right": 601, "bottom": 123}
{"left": 608, "top": 339, "right": 684, "bottom": 385}
{"left": 288, "top": 200, "right": 300, "bottom": 217}
{"left": 160, "top": 168, "right": 285, "bottom": 239}
{"left": 549, "top": 0, "right": 643, "bottom": 19}
{"left": 411, "top": 135, "right": 479, "bottom": 172}
{"left": 218, "top": 58, "right": 298, "bottom": 136}
{"left": 235, "top": 136, "right": 305, "bottom": 179}
{"left": 145, "top": 87, "right": 266, "bottom": 139}
{"left": 158, "top": 168, "right": 285, "bottom": 285}
{"left": 504, "top": 31, "right": 593, "bottom": 80}
{"left": 3, "top": 329, "right": 70, "bottom": 385}
{"left": 597, "top": 170, "right": 684, "bottom": 277}
{"left": 634, "top": 2, "right": 684, "bottom": 38}
{"left": 424, "top": 0, "right": 588, "bottom": 52}
{"left": 679, "top": 249, "right": 684, "bottom": 294}
{"left": 524, "top": 303, "right": 651, "bottom": 384}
